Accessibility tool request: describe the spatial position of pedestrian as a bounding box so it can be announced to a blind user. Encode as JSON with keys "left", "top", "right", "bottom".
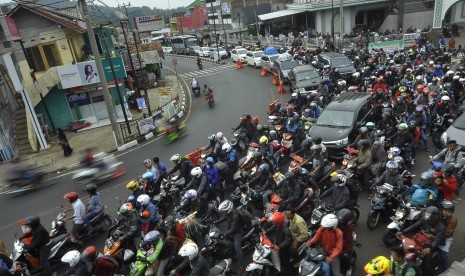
{"left": 448, "top": 36, "right": 456, "bottom": 52}
{"left": 58, "top": 128, "right": 73, "bottom": 157}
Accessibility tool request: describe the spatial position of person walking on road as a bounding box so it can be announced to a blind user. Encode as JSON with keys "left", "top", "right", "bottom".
{"left": 58, "top": 128, "right": 73, "bottom": 157}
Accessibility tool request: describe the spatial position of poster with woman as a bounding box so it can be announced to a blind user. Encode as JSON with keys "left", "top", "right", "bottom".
{"left": 76, "top": 61, "right": 100, "bottom": 84}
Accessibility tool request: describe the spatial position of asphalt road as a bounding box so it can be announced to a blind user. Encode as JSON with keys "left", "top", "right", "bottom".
{"left": 1, "top": 57, "right": 464, "bottom": 275}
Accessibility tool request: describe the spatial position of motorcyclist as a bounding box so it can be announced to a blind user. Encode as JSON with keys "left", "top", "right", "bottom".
{"left": 402, "top": 171, "right": 438, "bottom": 207}
{"left": 407, "top": 120, "right": 420, "bottom": 165}
{"left": 60, "top": 250, "right": 89, "bottom": 276}
{"left": 203, "top": 134, "right": 218, "bottom": 157}
{"left": 248, "top": 164, "right": 276, "bottom": 206}
{"left": 375, "top": 161, "right": 404, "bottom": 192}
{"left": 176, "top": 190, "right": 198, "bottom": 215}
{"left": 267, "top": 212, "right": 294, "bottom": 273}
{"left": 407, "top": 106, "right": 429, "bottom": 151}
{"left": 216, "top": 200, "right": 246, "bottom": 269}
{"left": 153, "top": 157, "right": 167, "bottom": 184}
{"left": 434, "top": 95, "right": 454, "bottom": 116}
{"left": 350, "top": 127, "right": 372, "bottom": 148}
{"left": 81, "top": 246, "right": 118, "bottom": 276}
{"left": 141, "top": 171, "right": 159, "bottom": 198}
{"left": 306, "top": 101, "right": 321, "bottom": 120}
{"left": 278, "top": 171, "right": 304, "bottom": 211}
{"left": 168, "top": 154, "right": 193, "bottom": 183}
{"left": 83, "top": 184, "right": 103, "bottom": 235}
{"left": 196, "top": 56, "right": 202, "bottom": 68}
{"left": 306, "top": 214, "right": 344, "bottom": 276}
{"left": 307, "top": 144, "right": 326, "bottom": 189}
{"left": 352, "top": 139, "right": 373, "bottom": 190}
{"left": 378, "top": 112, "right": 397, "bottom": 133}
{"left": 436, "top": 164, "right": 458, "bottom": 202}
{"left": 438, "top": 201, "right": 457, "bottom": 271}
{"left": 232, "top": 114, "right": 257, "bottom": 145}
{"left": 393, "top": 96, "right": 408, "bottom": 117}
{"left": 204, "top": 156, "right": 219, "bottom": 188}
{"left": 213, "top": 132, "right": 228, "bottom": 157}
{"left": 288, "top": 92, "right": 303, "bottom": 111}
{"left": 363, "top": 256, "right": 391, "bottom": 275}
{"left": 63, "top": 191, "right": 86, "bottom": 239}
{"left": 390, "top": 123, "right": 414, "bottom": 161}
{"left": 317, "top": 80, "right": 329, "bottom": 95}
{"left": 312, "top": 136, "right": 328, "bottom": 159}
{"left": 370, "top": 141, "right": 387, "bottom": 177}
{"left": 433, "top": 140, "right": 464, "bottom": 171}
{"left": 400, "top": 206, "right": 446, "bottom": 273}
{"left": 137, "top": 194, "right": 160, "bottom": 238}
{"left": 110, "top": 203, "right": 139, "bottom": 253}
{"left": 21, "top": 215, "right": 52, "bottom": 275}
{"left": 184, "top": 167, "right": 207, "bottom": 201}
{"left": 170, "top": 242, "right": 209, "bottom": 276}
{"left": 143, "top": 159, "right": 159, "bottom": 180}
{"left": 320, "top": 174, "right": 350, "bottom": 211}
{"left": 126, "top": 180, "right": 142, "bottom": 208}
{"left": 257, "top": 136, "right": 275, "bottom": 170}
{"left": 191, "top": 77, "right": 200, "bottom": 94}
{"left": 373, "top": 78, "right": 387, "bottom": 93}
{"left": 336, "top": 209, "right": 355, "bottom": 274}
{"left": 139, "top": 230, "right": 170, "bottom": 276}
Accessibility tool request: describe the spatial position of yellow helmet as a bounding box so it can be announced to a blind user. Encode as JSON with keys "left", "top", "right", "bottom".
{"left": 259, "top": 136, "right": 268, "bottom": 144}
{"left": 126, "top": 180, "right": 139, "bottom": 192}
{"left": 399, "top": 86, "right": 406, "bottom": 92}
{"left": 364, "top": 256, "right": 391, "bottom": 275}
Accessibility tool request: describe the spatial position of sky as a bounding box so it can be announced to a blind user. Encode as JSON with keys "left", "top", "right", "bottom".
{"left": 0, "top": 0, "right": 192, "bottom": 10}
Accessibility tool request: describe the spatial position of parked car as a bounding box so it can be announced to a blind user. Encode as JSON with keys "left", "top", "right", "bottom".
{"left": 188, "top": 46, "right": 201, "bottom": 56}
{"left": 196, "top": 47, "right": 211, "bottom": 57}
{"left": 209, "top": 47, "right": 228, "bottom": 59}
{"left": 307, "top": 92, "right": 375, "bottom": 159}
{"left": 439, "top": 113, "right": 465, "bottom": 149}
{"left": 288, "top": 65, "right": 320, "bottom": 93}
{"left": 317, "top": 52, "right": 355, "bottom": 78}
{"left": 162, "top": 46, "right": 174, "bottom": 54}
{"left": 260, "top": 54, "right": 279, "bottom": 72}
{"left": 244, "top": 51, "right": 264, "bottom": 68}
{"left": 231, "top": 48, "right": 248, "bottom": 62}
{"left": 272, "top": 57, "right": 299, "bottom": 84}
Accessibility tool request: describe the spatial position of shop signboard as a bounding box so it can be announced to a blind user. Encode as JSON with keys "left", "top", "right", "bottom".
{"left": 368, "top": 40, "right": 404, "bottom": 53}
{"left": 136, "top": 97, "right": 147, "bottom": 109}
{"left": 137, "top": 117, "right": 156, "bottom": 135}
{"left": 66, "top": 92, "right": 91, "bottom": 105}
{"left": 134, "top": 15, "right": 165, "bottom": 32}
{"left": 57, "top": 57, "right": 127, "bottom": 89}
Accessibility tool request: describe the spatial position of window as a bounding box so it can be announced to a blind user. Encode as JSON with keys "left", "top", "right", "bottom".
{"left": 26, "top": 43, "right": 62, "bottom": 72}
{"left": 317, "top": 110, "right": 354, "bottom": 127}
{"left": 2, "top": 41, "right": 11, "bottom": 48}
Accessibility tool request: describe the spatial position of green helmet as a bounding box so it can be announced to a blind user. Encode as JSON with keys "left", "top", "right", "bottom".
{"left": 398, "top": 123, "right": 408, "bottom": 134}
{"left": 119, "top": 203, "right": 133, "bottom": 215}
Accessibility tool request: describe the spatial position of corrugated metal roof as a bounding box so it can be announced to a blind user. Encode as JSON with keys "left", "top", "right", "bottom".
{"left": 287, "top": 0, "right": 390, "bottom": 12}
{"left": 36, "top": 0, "right": 77, "bottom": 10}
{"left": 441, "top": 259, "right": 465, "bottom": 276}
{"left": 258, "top": 9, "right": 304, "bottom": 21}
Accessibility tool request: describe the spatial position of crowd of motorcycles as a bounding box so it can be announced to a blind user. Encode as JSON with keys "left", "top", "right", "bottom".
{"left": 5, "top": 41, "right": 465, "bottom": 276}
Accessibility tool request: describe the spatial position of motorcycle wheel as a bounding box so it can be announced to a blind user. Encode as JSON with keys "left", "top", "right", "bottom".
{"left": 383, "top": 228, "right": 401, "bottom": 248}
{"left": 208, "top": 100, "right": 213, "bottom": 108}
{"left": 432, "top": 131, "right": 441, "bottom": 148}
{"left": 366, "top": 212, "right": 381, "bottom": 230}
{"left": 100, "top": 216, "right": 113, "bottom": 232}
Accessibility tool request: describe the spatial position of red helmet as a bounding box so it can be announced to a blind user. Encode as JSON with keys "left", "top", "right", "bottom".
{"left": 268, "top": 212, "right": 285, "bottom": 227}
{"left": 416, "top": 85, "right": 424, "bottom": 91}
{"left": 422, "top": 87, "right": 430, "bottom": 93}
{"left": 142, "top": 210, "right": 150, "bottom": 219}
{"left": 81, "top": 246, "right": 97, "bottom": 262}
{"left": 64, "top": 192, "right": 78, "bottom": 202}
{"left": 287, "top": 105, "right": 294, "bottom": 112}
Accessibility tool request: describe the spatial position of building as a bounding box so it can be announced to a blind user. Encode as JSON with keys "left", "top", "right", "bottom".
{"left": 177, "top": 0, "right": 209, "bottom": 33}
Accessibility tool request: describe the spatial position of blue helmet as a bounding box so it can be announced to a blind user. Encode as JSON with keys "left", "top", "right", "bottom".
{"left": 322, "top": 78, "right": 330, "bottom": 84}
{"left": 142, "top": 171, "right": 154, "bottom": 181}
{"left": 206, "top": 157, "right": 214, "bottom": 164}
{"left": 378, "top": 66, "right": 384, "bottom": 72}
{"left": 259, "top": 163, "right": 270, "bottom": 173}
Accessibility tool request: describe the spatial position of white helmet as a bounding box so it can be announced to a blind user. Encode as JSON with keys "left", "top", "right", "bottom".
{"left": 460, "top": 78, "right": 465, "bottom": 83}
{"left": 338, "top": 80, "right": 346, "bottom": 86}
{"left": 447, "top": 70, "right": 454, "bottom": 75}
{"left": 61, "top": 250, "right": 81, "bottom": 267}
{"left": 416, "top": 76, "right": 421, "bottom": 80}
{"left": 222, "top": 143, "right": 232, "bottom": 153}
{"left": 184, "top": 189, "right": 198, "bottom": 200}
{"left": 216, "top": 132, "right": 224, "bottom": 140}
{"left": 137, "top": 194, "right": 150, "bottom": 207}
{"left": 292, "top": 93, "right": 297, "bottom": 97}
{"left": 352, "top": 72, "right": 360, "bottom": 78}
{"left": 453, "top": 75, "right": 460, "bottom": 80}
{"left": 355, "top": 56, "right": 359, "bottom": 59}
{"left": 179, "top": 242, "right": 198, "bottom": 260}
{"left": 429, "top": 60, "right": 434, "bottom": 65}
{"left": 441, "top": 95, "right": 450, "bottom": 101}
{"left": 170, "top": 154, "right": 181, "bottom": 162}
{"left": 321, "top": 214, "right": 339, "bottom": 228}
{"left": 218, "top": 199, "right": 233, "bottom": 214}
{"left": 190, "top": 167, "right": 203, "bottom": 178}
{"left": 389, "top": 60, "right": 394, "bottom": 64}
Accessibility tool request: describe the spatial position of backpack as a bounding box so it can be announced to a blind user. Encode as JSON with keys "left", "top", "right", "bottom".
{"left": 399, "top": 261, "right": 422, "bottom": 276}
{"left": 236, "top": 208, "right": 252, "bottom": 231}
{"left": 346, "top": 179, "right": 362, "bottom": 201}
{"left": 411, "top": 186, "right": 436, "bottom": 207}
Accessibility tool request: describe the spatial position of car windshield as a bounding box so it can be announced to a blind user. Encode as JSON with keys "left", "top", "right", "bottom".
{"left": 191, "top": 46, "right": 200, "bottom": 50}
{"left": 296, "top": 71, "right": 320, "bottom": 82}
{"left": 453, "top": 114, "right": 465, "bottom": 130}
{"left": 317, "top": 110, "right": 354, "bottom": 127}
{"left": 331, "top": 58, "right": 351, "bottom": 68}
{"left": 237, "top": 49, "right": 247, "bottom": 55}
{"left": 201, "top": 47, "right": 210, "bottom": 51}
{"left": 186, "top": 38, "right": 197, "bottom": 47}
{"left": 253, "top": 51, "right": 264, "bottom": 57}
{"left": 280, "top": 60, "right": 299, "bottom": 70}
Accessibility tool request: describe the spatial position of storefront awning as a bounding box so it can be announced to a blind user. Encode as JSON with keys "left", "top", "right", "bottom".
{"left": 258, "top": 9, "right": 305, "bottom": 21}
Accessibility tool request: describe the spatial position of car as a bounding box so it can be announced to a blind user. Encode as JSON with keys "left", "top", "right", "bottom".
{"left": 208, "top": 47, "right": 228, "bottom": 59}
{"left": 307, "top": 92, "right": 376, "bottom": 159}
{"left": 317, "top": 52, "right": 355, "bottom": 78}
{"left": 439, "top": 113, "right": 465, "bottom": 149}
{"left": 162, "top": 47, "right": 174, "bottom": 54}
{"left": 245, "top": 51, "right": 264, "bottom": 68}
{"left": 288, "top": 65, "right": 321, "bottom": 93}
{"left": 188, "top": 46, "right": 200, "bottom": 56}
{"left": 272, "top": 56, "right": 300, "bottom": 84}
{"left": 196, "top": 47, "right": 211, "bottom": 57}
{"left": 260, "top": 54, "right": 279, "bottom": 72}
{"left": 231, "top": 48, "right": 248, "bottom": 62}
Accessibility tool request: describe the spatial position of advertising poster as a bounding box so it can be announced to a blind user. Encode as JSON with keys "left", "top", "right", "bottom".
{"left": 137, "top": 117, "right": 155, "bottom": 135}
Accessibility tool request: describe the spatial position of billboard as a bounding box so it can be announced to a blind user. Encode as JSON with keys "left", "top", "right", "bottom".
{"left": 134, "top": 15, "right": 165, "bottom": 32}
{"left": 368, "top": 40, "right": 404, "bottom": 53}
{"left": 0, "top": 16, "right": 21, "bottom": 41}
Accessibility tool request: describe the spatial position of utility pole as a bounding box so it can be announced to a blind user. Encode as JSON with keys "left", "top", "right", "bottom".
{"left": 339, "top": 0, "right": 343, "bottom": 49}
{"left": 254, "top": 0, "right": 259, "bottom": 36}
{"left": 79, "top": 0, "right": 122, "bottom": 146}
{"left": 208, "top": 1, "right": 220, "bottom": 63}
{"left": 219, "top": 0, "right": 227, "bottom": 45}
{"left": 237, "top": 12, "right": 242, "bottom": 45}
{"left": 331, "top": 0, "right": 334, "bottom": 49}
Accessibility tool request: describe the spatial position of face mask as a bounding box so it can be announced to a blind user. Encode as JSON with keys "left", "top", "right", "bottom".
{"left": 206, "top": 164, "right": 211, "bottom": 168}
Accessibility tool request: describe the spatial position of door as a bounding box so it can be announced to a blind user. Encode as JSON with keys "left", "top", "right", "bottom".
{"left": 91, "top": 92, "right": 109, "bottom": 120}
{"left": 78, "top": 104, "right": 93, "bottom": 120}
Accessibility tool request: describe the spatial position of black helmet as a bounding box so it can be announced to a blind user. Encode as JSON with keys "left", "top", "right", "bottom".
{"left": 408, "top": 120, "right": 416, "bottom": 128}
{"left": 243, "top": 113, "right": 251, "bottom": 120}
{"left": 423, "top": 206, "right": 440, "bottom": 225}
{"left": 312, "top": 137, "right": 322, "bottom": 145}
{"left": 85, "top": 184, "right": 97, "bottom": 194}
{"left": 253, "top": 152, "right": 263, "bottom": 161}
{"left": 357, "top": 139, "right": 370, "bottom": 149}
{"left": 163, "top": 215, "right": 176, "bottom": 229}
{"left": 441, "top": 200, "right": 455, "bottom": 212}
{"left": 442, "top": 163, "right": 455, "bottom": 174}
{"left": 336, "top": 208, "right": 353, "bottom": 225}
{"left": 284, "top": 171, "right": 295, "bottom": 182}
{"left": 24, "top": 215, "right": 40, "bottom": 228}
{"left": 204, "top": 84, "right": 207, "bottom": 89}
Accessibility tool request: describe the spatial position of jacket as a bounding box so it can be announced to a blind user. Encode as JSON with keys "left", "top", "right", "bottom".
{"left": 113, "top": 213, "right": 139, "bottom": 241}
{"left": 371, "top": 147, "right": 387, "bottom": 163}
{"left": 321, "top": 185, "right": 350, "bottom": 211}
{"left": 433, "top": 146, "right": 464, "bottom": 169}
{"left": 176, "top": 254, "right": 210, "bottom": 276}
{"left": 407, "top": 114, "right": 427, "bottom": 128}
{"left": 307, "top": 227, "right": 343, "bottom": 259}
{"left": 353, "top": 149, "right": 372, "bottom": 169}
{"left": 204, "top": 165, "right": 219, "bottom": 187}
{"left": 23, "top": 224, "right": 50, "bottom": 256}
{"left": 139, "top": 202, "right": 160, "bottom": 224}
{"left": 437, "top": 176, "right": 457, "bottom": 201}
{"left": 443, "top": 216, "right": 458, "bottom": 238}
{"left": 272, "top": 225, "right": 293, "bottom": 251}
{"left": 217, "top": 210, "right": 242, "bottom": 236}
{"left": 375, "top": 171, "right": 403, "bottom": 189}
{"left": 168, "top": 158, "right": 192, "bottom": 180}
{"left": 339, "top": 223, "right": 354, "bottom": 254}
{"left": 185, "top": 175, "right": 207, "bottom": 195}
{"left": 147, "top": 238, "right": 170, "bottom": 263}
{"left": 289, "top": 214, "right": 308, "bottom": 243}
{"left": 87, "top": 194, "right": 103, "bottom": 213}
{"left": 91, "top": 253, "right": 117, "bottom": 276}
{"left": 280, "top": 181, "right": 303, "bottom": 204}
{"left": 403, "top": 219, "right": 445, "bottom": 251}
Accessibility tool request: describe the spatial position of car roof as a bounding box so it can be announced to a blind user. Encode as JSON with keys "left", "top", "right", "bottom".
{"left": 292, "top": 65, "right": 318, "bottom": 73}
{"left": 319, "top": 52, "right": 346, "bottom": 59}
{"left": 325, "top": 92, "right": 371, "bottom": 112}
{"left": 264, "top": 54, "right": 279, "bottom": 57}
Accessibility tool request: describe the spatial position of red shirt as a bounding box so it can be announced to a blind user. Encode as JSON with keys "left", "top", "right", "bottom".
{"left": 373, "top": 83, "right": 387, "bottom": 93}
{"left": 408, "top": 128, "right": 420, "bottom": 143}
{"left": 307, "top": 226, "right": 343, "bottom": 259}
{"left": 437, "top": 176, "right": 457, "bottom": 201}
{"left": 92, "top": 256, "right": 117, "bottom": 276}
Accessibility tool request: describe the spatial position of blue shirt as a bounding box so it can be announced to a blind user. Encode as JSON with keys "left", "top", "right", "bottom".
{"left": 156, "top": 162, "right": 167, "bottom": 177}
{"left": 87, "top": 194, "right": 103, "bottom": 213}
{"left": 204, "top": 165, "right": 219, "bottom": 187}
{"left": 227, "top": 150, "right": 237, "bottom": 162}
{"left": 432, "top": 69, "right": 444, "bottom": 78}
{"left": 306, "top": 107, "right": 321, "bottom": 119}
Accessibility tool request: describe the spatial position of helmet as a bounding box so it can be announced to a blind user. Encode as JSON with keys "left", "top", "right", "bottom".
{"left": 81, "top": 246, "right": 97, "bottom": 262}
{"left": 257, "top": 124, "right": 263, "bottom": 131}
{"left": 331, "top": 174, "right": 347, "bottom": 187}
{"left": 393, "top": 156, "right": 404, "bottom": 166}
{"left": 137, "top": 194, "right": 150, "bottom": 207}
{"left": 408, "top": 120, "right": 416, "bottom": 128}
{"left": 184, "top": 189, "right": 198, "bottom": 200}
{"left": 420, "top": 171, "right": 434, "bottom": 184}
{"left": 142, "top": 172, "right": 154, "bottom": 181}
{"left": 364, "top": 256, "right": 391, "bottom": 275}
{"left": 119, "top": 203, "right": 133, "bottom": 215}
{"left": 442, "top": 163, "right": 455, "bottom": 174}
{"left": 253, "top": 152, "right": 263, "bottom": 160}
{"left": 61, "top": 250, "right": 81, "bottom": 267}
{"left": 179, "top": 243, "right": 198, "bottom": 260}
{"left": 85, "top": 184, "right": 97, "bottom": 194}
{"left": 222, "top": 143, "right": 233, "bottom": 153}
{"left": 259, "top": 163, "right": 270, "bottom": 174}
{"left": 447, "top": 70, "right": 454, "bottom": 75}
{"left": 386, "top": 161, "right": 398, "bottom": 174}
{"left": 284, "top": 171, "right": 295, "bottom": 182}
{"left": 143, "top": 159, "right": 152, "bottom": 167}
{"left": 208, "top": 134, "right": 216, "bottom": 142}
{"left": 429, "top": 60, "right": 434, "bottom": 65}
{"left": 143, "top": 230, "right": 161, "bottom": 244}
{"left": 23, "top": 215, "right": 40, "bottom": 228}
{"left": 416, "top": 76, "right": 422, "bottom": 81}
{"left": 366, "top": 122, "right": 375, "bottom": 129}
{"left": 312, "top": 137, "right": 322, "bottom": 144}
{"left": 310, "top": 102, "right": 317, "bottom": 107}
{"left": 259, "top": 136, "right": 269, "bottom": 144}
{"left": 398, "top": 123, "right": 408, "bottom": 134}
{"left": 352, "top": 72, "right": 360, "bottom": 78}
{"left": 310, "top": 144, "right": 322, "bottom": 153}
{"left": 360, "top": 127, "right": 368, "bottom": 134}
{"left": 164, "top": 215, "right": 176, "bottom": 229}
{"left": 336, "top": 209, "right": 353, "bottom": 225}
{"left": 321, "top": 214, "right": 338, "bottom": 228}
{"left": 170, "top": 154, "right": 182, "bottom": 163}
{"left": 190, "top": 167, "right": 203, "bottom": 178}
{"left": 415, "top": 106, "right": 423, "bottom": 113}
{"left": 268, "top": 212, "right": 285, "bottom": 227}
{"left": 126, "top": 180, "right": 139, "bottom": 192}
{"left": 396, "top": 96, "right": 403, "bottom": 103}
{"left": 292, "top": 92, "right": 297, "bottom": 97}
{"left": 441, "top": 200, "right": 455, "bottom": 212}
{"left": 423, "top": 206, "right": 440, "bottom": 225}
{"left": 269, "top": 130, "right": 277, "bottom": 138}
{"left": 206, "top": 157, "right": 214, "bottom": 164}
{"left": 64, "top": 192, "right": 78, "bottom": 202}
{"left": 216, "top": 132, "right": 224, "bottom": 140}
{"left": 218, "top": 200, "right": 233, "bottom": 214}
{"left": 357, "top": 139, "right": 370, "bottom": 149}
{"left": 406, "top": 68, "right": 412, "bottom": 73}
{"left": 441, "top": 95, "right": 450, "bottom": 101}
{"left": 453, "top": 75, "right": 460, "bottom": 81}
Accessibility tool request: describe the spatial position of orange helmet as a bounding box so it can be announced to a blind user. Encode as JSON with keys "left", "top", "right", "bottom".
{"left": 141, "top": 210, "right": 150, "bottom": 219}
{"left": 268, "top": 212, "right": 285, "bottom": 227}
{"left": 64, "top": 192, "right": 78, "bottom": 202}
{"left": 416, "top": 85, "right": 424, "bottom": 91}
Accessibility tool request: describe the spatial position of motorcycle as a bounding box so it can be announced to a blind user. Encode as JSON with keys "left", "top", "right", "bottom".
{"left": 201, "top": 224, "right": 235, "bottom": 265}
{"left": 192, "top": 86, "right": 201, "bottom": 97}
{"left": 209, "top": 258, "right": 233, "bottom": 276}
{"left": 366, "top": 183, "right": 398, "bottom": 230}
{"left": 49, "top": 207, "right": 113, "bottom": 240}
{"left": 163, "top": 122, "right": 187, "bottom": 144}
{"left": 309, "top": 199, "right": 335, "bottom": 235}
{"left": 431, "top": 113, "right": 454, "bottom": 148}
{"left": 230, "top": 130, "right": 248, "bottom": 152}
{"left": 198, "top": 60, "right": 203, "bottom": 70}
{"left": 276, "top": 133, "right": 294, "bottom": 164}
{"left": 341, "top": 147, "right": 358, "bottom": 170}
{"left": 245, "top": 231, "right": 281, "bottom": 275}
{"left": 399, "top": 233, "right": 442, "bottom": 274}
{"left": 204, "top": 88, "right": 214, "bottom": 108}
{"left": 2, "top": 168, "right": 56, "bottom": 196}
{"left": 71, "top": 152, "right": 126, "bottom": 188}
{"left": 103, "top": 229, "right": 134, "bottom": 270}
{"left": 383, "top": 201, "right": 423, "bottom": 248}
{"left": 298, "top": 247, "right": 326, "bottom": 276}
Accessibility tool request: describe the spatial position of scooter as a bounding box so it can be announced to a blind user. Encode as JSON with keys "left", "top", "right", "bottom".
{"left": 341, "top": 147, "right": 358, "bottom": 170}
{"left": 382, "top": 201, "right": 422, "bottom": 248}
{"left": 204, "top": 88, "right": 214, "bottom": 108}
{"left": 71, "top": 153, "right": 126, "bottom": 188}
{"left": 2, "top": 169, "right": 56, "bottom": 196}
{"left": 366, "top": 183, "right": 398, "bottom": 230}
{"left": 298, "top": 247, "right": 327, "bottom": 276}
{"left": 245, "top": 231, "right": 281, "bottom": 274}
{"left": 201, "top": 224, "right": 235, "bottom": 265}
{"left": 198, "top": 60, "right": 203, "bottom": 70}
{"left": 192, "top": 86, "right": 201, "bottom": 97}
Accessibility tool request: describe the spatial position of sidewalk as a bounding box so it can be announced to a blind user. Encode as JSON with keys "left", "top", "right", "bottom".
{"left": 0, "top": 70, "right": 185, "bottom": 186}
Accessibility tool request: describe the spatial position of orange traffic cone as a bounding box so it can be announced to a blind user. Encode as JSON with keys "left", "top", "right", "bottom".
{"left": 278, "top": 80, "right": 286, "bottom": 94}
{"left": 236, "top": 59, "right": 243, "bottom": 69}
{"left": 272, "top": 73, "right": 279, "bottom": 86}
{"left": 261, "top": 66, "right": 268, "bottom": 77}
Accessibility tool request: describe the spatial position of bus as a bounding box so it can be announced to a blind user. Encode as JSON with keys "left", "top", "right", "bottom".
{"left": 171, "top": 35, "right": 198, "bottom": 55}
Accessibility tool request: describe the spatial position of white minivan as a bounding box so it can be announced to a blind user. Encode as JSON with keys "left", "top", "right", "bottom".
{"left": 231, "top": 48, "right": 247, "bottom": 62}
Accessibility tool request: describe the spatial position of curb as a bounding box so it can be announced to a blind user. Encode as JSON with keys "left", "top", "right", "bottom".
{"left": 166, "top": 53, "right": 227, "bottom": 65}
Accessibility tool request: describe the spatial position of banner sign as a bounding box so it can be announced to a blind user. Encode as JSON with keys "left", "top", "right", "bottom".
{"left": 57, "top": 56, "right": 126, "bottom": 89}
{"left": 134, "top": 15, "right": 165, "bottom": 32}
{"left": 368, "top": 40, "right": 404, "bottom": 53}
{"left": 136, "top": 97, "right": 147, "bottom": 109}
{"left": 0, "top": 17, "right": 21, "bottom": 41}
{"left": 137, "top": 117, "right": 156, "bottom": 135}
{"left": 66, "top": 92, "right": 91, "bottom": 105}
{"left": 68, "top": 79, "right": 123, "bottom": 93}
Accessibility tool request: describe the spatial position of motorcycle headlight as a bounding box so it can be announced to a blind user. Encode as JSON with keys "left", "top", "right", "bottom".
{"left": 441, "top": 132, "right": 448, "bottom": 145}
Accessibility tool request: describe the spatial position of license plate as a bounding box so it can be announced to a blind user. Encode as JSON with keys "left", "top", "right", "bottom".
{"left": 130, "top": 263, "right": 138, "bottom": 272}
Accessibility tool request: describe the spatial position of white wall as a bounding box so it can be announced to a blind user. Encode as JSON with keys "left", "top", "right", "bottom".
{"left": 450, "top": 2, "right": 465, "bottom": 23}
